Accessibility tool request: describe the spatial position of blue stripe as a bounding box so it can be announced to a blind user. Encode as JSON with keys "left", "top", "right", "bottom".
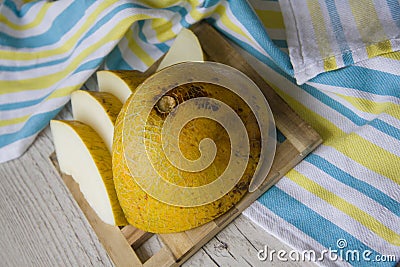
{"left": 306, "top": 154, "right": 400, "bottom": 216}
{"left": 272, "top": 39, "right": 288, "bottom": 48}
{"left": 386, "top": 0, "right": 400, "bottom": 29}
{"left": 3, "top": 60, "right": 124, "bottom": 112}
{"left": 0, "top": 57, "right": 68, "bottom": 72}
{"left": 0, "top": 98, "right": 44, "bottom": 111}
{"left": 3, "top": 0, "right": 19, "bottom": 14}
{"left": 215, "top": 32, "right": 368, "bottom": 126}
{"left": 202, "top": 0, "right": 220, "bottom": 8}
{"left": 342, "top": 51, "right": 354, "bottom": 66}
{"left": 258, "top": 187, "right": 392, "bottom": 266}
{"left": 0, "top": 1, "right": 95, "bottom": 48}
{"left": 0, "top": 107, "right": 63, "bottom": 148}
{"left": 138, "top": 20, "right": 169, "bottom": 54}
{"left": 324, "top": 1, "right": 354, "bottom": 65}
{"left": 370, "top": 119, "right": 400, "bottom": 140}
{"left": 221, "top": 0, "right": 294, "bottom": 75}
{"left": 165, "top": 5, "right": 190, "bottom": 28}
{"left": 81, "top": 3, "right": 148, "bottom": 42}
{"left": 211, "top": 6, "right": 400, "bottom": 99}
{"left": 3, "top": 0, "right": 37, "bottom": 17}
{"left": 312, "top": 66, "right": 400, "bottom": 98}
{"left": 105, "top": 45, "right": 132, "bottom": 70}
{"left": 74, "top": 58, "right": 103, "bottom": 74}
{"left": 0, "top": 3, "right": 147, "bottom": 72}
{"left": 302, "top": 82, "right": 367, "bottom": 126}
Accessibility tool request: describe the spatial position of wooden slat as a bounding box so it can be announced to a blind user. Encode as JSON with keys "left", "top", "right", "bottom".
{"left": 185, "top": 221, "right": 218, "bottom": 245}
{"left": 50, "top": 154, "right": 143, "bottom": 267}
{"left": 159, "top": 232, "right": 194, "bottom": 259}
{"left": 143, "top": 247, "right": 176, "bottom": 267}
{"left": 121, "top": 225, "right": 153, "bottom": 250}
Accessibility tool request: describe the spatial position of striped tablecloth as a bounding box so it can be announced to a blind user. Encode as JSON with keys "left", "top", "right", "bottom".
{"left": 1, "top": 1, "right": 399, "bottom": 265}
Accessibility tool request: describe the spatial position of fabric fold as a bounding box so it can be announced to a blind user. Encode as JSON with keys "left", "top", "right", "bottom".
{"left": 279, "top": 0, "right": 400, "bottom": 84}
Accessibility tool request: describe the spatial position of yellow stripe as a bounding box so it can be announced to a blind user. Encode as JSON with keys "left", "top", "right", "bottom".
{"left": 380, "top": 50, "right": 400, "bottom": 60}
{"left": 187, "top": 0, "right": 215, "bottom": 26}
{"left": 323, "top": 56, "right": 338, "bottom": 71}
{"left": 125, "top": 27, "right": 154, "bottom": 67}
{"left": 214, "top": 4, "right": 256, "bottom": 46}
{"left": 0, "top": 14, "right": 151, "bottom": 93}
{"left": 307, "top": 0, "right": 336, "bottom": 65}
{"left": 271, "top": 82, "right": 400, "bottom": 185}
{"left": 148, "top": 0, "right": 210, "bottom": 42}
{"left": 150, "top": 18, "right": 175, "bottom": 43}
{"left": 0, "top": 115, "right": 28, "bottom": 127}
{"left": 3, "top": 85, "right": 79, "bottom": 128}
{"left": 139, "top": 0, "right": 181, "bottom": 8}
{"left": 270, "top": 82, "right": 344, "bottom": 141}
{"left": 0, "top": 2, "right": 51, "bottom": 31}
{"left": 255, "top": 10, "right": 285, "bottom": 29}
{"left": 366, "top": 40, "right": 393, "bottom": 59}
{"left": 0, "top": 0, "right": 120, "bottom": 60}
{"left": 287, "top": 170, "right": 400, "bottom": 246}
{"left": 348, "top": 0, "right": 391, "bottom": 58}
{"left": 49, "top": 85, "right": 78, "bottom": 99}
{"left": 333, "top": 133, "right": 400, "bottom": 185}
{"left": 335, "top": 93, "right": 400, "bottom": 120}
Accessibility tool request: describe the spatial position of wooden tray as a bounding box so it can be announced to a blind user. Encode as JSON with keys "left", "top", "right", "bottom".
{"left": 50, "top": 21, "right": 322, "bottom": 267}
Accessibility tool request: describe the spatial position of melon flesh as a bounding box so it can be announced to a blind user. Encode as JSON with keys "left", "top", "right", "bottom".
{"left": 71, "top": 90, "right": 122, "bottom": 153}
{"left": 96, "top": 28, "right": 204, "bottom": 104}
{"left": 97, "top": 70, "right": 147, "bottom": 103}
{"left": 51, "top": 120, "right": 127, "bottom": 226}
{"left": 156, "top": 27, "right": 204, "bottom": 71}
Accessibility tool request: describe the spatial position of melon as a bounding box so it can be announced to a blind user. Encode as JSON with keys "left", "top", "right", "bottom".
{"left": 97, "top": 27, "right": 204, "bottom": 103}
{"left": 112, "top": 62, "right": 275, "bottom": 233}
{"left": 71, "top": 90, "right": 122, "bottom": 153}
{"left": 156, "top": 27, "right": 204, "bottom": 71}
{"left": 97, "top": 70, "right": 147, "bottom": 104}
{"left": 51, "top": 120, "right": 127, "bottom": 226}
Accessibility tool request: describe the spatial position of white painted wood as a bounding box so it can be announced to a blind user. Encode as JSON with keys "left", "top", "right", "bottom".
{"left": 0, "top": 102, "right": 312, "bottom": 267}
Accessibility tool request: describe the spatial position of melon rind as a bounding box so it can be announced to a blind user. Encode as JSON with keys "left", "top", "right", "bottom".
{"left": 51, "top": 120, "right": 127, "bottom": 226}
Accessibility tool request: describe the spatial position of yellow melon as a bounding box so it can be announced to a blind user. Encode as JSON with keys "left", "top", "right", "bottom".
{"left": 51, "top": 120, "right": 127, "bottom": 226}
{"left": 71, "top": 90, "right": 122, "bottom": 153}
{"left": 112, "top": 62, "right": 275, "bottom": 233}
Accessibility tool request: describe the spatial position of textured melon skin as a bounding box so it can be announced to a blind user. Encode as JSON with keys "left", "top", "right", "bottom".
{"left": 112, "top": 82, "right": 261, "bottom": 233}
{"left": 51, "top": 120, "right": 127, "bottom": 226}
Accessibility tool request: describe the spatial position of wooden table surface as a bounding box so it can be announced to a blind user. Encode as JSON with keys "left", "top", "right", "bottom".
{"left": 0, "top": 103, "right": 314, "bottom": 266}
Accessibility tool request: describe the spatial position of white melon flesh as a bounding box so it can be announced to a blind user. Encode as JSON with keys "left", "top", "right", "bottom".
{"left": 156, "top": 27, "right": 204, "bottom": 71}
{"left": 96, "top": 28, "right": 203, "bottom": 103}
{"left": 97, "top": 70, "right": 147, "bottom": 103}
{"left": 71, "top": 90, "right": 122, "bottom": 153}
{"left": 50, "top": 120, "right": 126, "bottom": 226}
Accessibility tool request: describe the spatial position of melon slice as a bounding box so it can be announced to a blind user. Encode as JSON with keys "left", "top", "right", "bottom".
{"left": 71, "top": 90, "right": 122, "bottom": 153}
{"left": 97, "top": 70, "right": 148, "bottom": 104}
{"left": 50, "top": 120, "right": 127, "bottom": 226}
{"left": 96, "top": 28, "right": 203, "bottom": 104}
{"left": 156, "top": 27, "right": 204, "bottom": 71}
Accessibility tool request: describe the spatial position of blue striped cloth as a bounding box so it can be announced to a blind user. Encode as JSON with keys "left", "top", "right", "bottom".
{"left": 280, "top": 0, "right": 400, "bottom": 84}
{"left": 0, "top": 1, "right": 399, "bottom": 265}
